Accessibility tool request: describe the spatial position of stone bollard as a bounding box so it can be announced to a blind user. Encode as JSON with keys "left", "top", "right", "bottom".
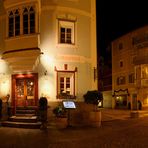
{"left": 130, "top": 111, "right": 139, "bottom": 118}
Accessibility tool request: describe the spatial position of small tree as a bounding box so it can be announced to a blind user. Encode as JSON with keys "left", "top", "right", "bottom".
{"left": 83, "top": 90, "right": 103, "bottom": 111}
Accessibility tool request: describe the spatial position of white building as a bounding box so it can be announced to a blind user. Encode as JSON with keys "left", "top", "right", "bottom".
{"left": 0, "top": 0, "right": 97, "bottom": 111}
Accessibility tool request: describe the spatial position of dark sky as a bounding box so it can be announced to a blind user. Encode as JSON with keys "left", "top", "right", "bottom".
{"left": 96, "top": 0, "right": 148, "bottom": 56}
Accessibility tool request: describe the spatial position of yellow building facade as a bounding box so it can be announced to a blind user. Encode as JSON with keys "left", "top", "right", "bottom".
{"left": 0, "top": 0, "right": 97, "bottom": 109}
{"left": 112, "top": 25, "right": 148, "bottom": 110}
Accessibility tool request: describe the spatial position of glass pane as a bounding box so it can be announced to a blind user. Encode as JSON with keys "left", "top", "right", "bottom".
{"left": 26, "top": 79, "right": 34, "bottom": 96}
{"left": 16, "top": 79, "right": 24, "bottom": 97}
{"left": 23, "top": 8, "right": 28, "bottom": 13}
{"left": 15, "top": 16, "right": 20, "bottom": 36}
{"left": 60, "top": 77, "right": 64, "bottom": 82}
{"left": 23, "top": 14, "right": 28, "bottom": 34}
{"left": 30, "top": 13, "right": 35, "bottom": 33}
{"left": 61, "top": 27, "right": 65, "bottom": 33}
{"left": 9, "top": 17, "right": 14, "bottom": 37}
{"left": 30, "top": 7, "right": 34, "bottom": 12}
{"left": 67, "top": 28, "right": 71, "bottom": 33}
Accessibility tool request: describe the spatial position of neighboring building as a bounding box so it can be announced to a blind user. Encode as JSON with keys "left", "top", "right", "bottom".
{"left": 112, "top": 25, "right": 148, "bottom": 110}
{"left": 0, "top": 0, "right": 97, "bottom": 111}
{"left": 98, "top": 45, "right": 112, "bottom": 108}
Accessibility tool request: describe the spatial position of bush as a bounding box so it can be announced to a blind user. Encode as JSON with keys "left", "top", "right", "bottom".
{"left": 53, "top": 105, "right": 67, "bottom": 118}
{"left": 83, "top": 90, "right": 103, "bottom": 109}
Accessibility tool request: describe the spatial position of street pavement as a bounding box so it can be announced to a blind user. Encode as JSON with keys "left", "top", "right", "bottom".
{"left": 1, "top": 109, "right": 148, "bottom": 148}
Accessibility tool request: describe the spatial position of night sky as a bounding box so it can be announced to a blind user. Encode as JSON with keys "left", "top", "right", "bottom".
{"left": 96, "top": 0, "right": 148, "bottom": 57}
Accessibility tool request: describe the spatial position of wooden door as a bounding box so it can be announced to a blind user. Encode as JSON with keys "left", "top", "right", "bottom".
{"left": 16, "top": 78, "right": 35, "bottom": 107}
{"left": 12, "top": 74, "right": 38, "bottom": 109}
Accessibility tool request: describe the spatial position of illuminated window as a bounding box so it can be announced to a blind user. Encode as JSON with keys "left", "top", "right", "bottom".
{"left": 57, "top": 72, "right": 75, "bottom": 99}
{"left": 142, "top": 66, "right": 148, "bottom": 79}
{"left": 58, "top": 20, "right": 75, "bottom": 44}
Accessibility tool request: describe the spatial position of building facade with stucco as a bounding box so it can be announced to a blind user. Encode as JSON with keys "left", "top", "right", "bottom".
{"left": 0, "top": 0, "right": 97, "bottom": 113}
{"left": 112, "top": 25, "right": 148, "bottom": 110}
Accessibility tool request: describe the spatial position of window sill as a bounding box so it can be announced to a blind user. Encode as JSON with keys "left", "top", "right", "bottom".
{"left": 57, "top": 94, "right": 76, "bottom": 99}
{"left": 56, "top": 43, "right": 78, "bottom": 49}
{"left": 5, "top": 33, "right": 40, "bottom": 41}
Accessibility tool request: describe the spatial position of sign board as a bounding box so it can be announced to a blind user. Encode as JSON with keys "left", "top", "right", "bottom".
{"left": 63, "top": 100, "right": 76, "bottom": 109}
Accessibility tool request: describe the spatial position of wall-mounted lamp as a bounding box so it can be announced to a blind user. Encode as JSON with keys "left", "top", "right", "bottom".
{"left": 40, "top": 52, "right": 44, "bottom": 55}
{"left": 94, "top": 67, "right": 98, "bottom": 81}
{"left": 44, "top": 70, "right": 47, "bottom": 76}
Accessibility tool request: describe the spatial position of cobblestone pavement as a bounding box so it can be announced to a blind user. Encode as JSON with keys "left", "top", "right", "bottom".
{"left": 1, "top": 109, "right": 148, "bottom": 148}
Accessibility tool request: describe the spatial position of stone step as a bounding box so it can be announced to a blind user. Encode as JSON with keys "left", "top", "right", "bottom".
{"left": 1, "top": 121, "right": 42, "bottom": 129}
{"left": 9, "top": 115, "right": 38, "bottom": 123}
{"left": 16, "top": 106, "right": 38, "bottom": 110}
{"left": 16, "top": 109, "right": 36, "bottom": 115}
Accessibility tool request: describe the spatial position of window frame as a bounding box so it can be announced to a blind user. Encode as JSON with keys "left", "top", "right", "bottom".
{"left": 57, "top": 71, "right": 75, "bottom": 99}
{"left": 58, "top": 20, "right": 75, "bottom": 45}
{"left": 129, "top": 73, "right": 135, "bottom": 83}
{"left": 117, "top": 76, "right": 126, "bottom": 85}
{"left": 7, "top": 5, "right": 36, "bottom": 38}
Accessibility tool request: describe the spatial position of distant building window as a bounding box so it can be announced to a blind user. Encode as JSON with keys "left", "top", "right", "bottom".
{"left": 129, "top": 73, "right": 134, "bottom": 83}
{"left": 141, "top": 66, "right": 148, "bottom": 79}
{"left": 8, "top": 6, "right": 36, "bottom": 37}
{"left": 58, "top": 20, "right": 75, "bottom": 44}
{"left": 117, "top": 76, "right": 126, "bottom": 85}
{"left": 119, "top": 43, "right": 123, "bottom": 50}
{"left": 120, "top": 61, "right": 123, "bottom": 67}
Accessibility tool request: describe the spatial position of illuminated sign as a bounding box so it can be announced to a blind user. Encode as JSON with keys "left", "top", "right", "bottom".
{"left": 63, "top": 100, "right": 76, "bottom": 109}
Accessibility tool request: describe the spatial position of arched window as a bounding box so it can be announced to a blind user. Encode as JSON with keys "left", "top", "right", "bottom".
{"left": 29, "top": 7, "right": 35, "bottom": 33}
{"left": 8, "top": 6, "right": 36, "bottom": 37}
{"left": 23, "top": 7, "right": 35, "bottom": 34}
{"left": 8, "top": 11, "right": 14, "bottom": 37}
{"left": 23, "top": 8, "right": 29, "bottom": 34}
{"left": 14, "top": 9, "right": 20, "bottom": 36}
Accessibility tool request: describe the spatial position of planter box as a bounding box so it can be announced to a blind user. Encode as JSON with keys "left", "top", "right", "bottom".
{"left": 55, "top": 117, "right": 68, "bottom": 129}
{"left": 89, "top": 110, "right": 101, "bottom": 127}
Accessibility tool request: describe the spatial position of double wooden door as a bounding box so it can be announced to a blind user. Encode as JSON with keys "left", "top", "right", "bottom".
{"left": 12, "top": 74, "right": 38, "bottom": 108}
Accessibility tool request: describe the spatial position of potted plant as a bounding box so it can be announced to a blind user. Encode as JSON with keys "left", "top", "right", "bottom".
{"left": 83, "top": 90, "right": 103, "bottom": 127}
{"left": 53, "top": 104, "right": 68, "bottom": 128}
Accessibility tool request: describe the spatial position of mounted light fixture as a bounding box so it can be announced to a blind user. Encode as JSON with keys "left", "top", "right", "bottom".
{"left": 94, "top": 67, "right": 98, "bottom": 81}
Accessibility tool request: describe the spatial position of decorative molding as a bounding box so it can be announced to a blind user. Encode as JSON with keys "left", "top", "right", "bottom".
{"left": 56, "top": 54, "right": 91, "bottom": 63}
{"left": 112, "top": 88, "right": 130, "bottom": 97}
{"left": 57, "top": 13, "right": 77, "bottom": 21}
{"left": 3, "top": 0, "right": 40, "bottom": 9}
{"left": 42, "top": 5, "right": 91, "bottom": 17}
{"left": 55, "top": 65, "right": 77, "bottom": 72}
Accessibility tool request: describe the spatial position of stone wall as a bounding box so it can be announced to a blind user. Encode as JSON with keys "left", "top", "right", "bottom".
{"left": 47, "top": 101, "right": 98, "bottom": 126}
